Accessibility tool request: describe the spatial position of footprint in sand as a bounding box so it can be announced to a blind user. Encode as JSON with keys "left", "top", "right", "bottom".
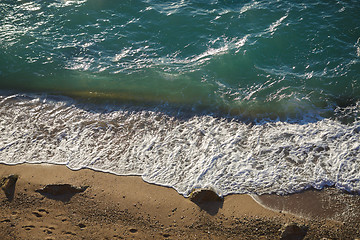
{"left": 38, "top": 209, "right": 49, "bottom": 214}
{"left": 32, "top": 211, "right": 43, "bottom": 217}
{"left": 63, "top": 231, "right": 76, "bottom": 236}
{"left": 32, "top": 209, "right": 49, "bottom": 218}
{"left": 40, "top": 225, "right": 56, "bottom": 234}
{"left": 78, "top": 223, "right": 86, "bottom": 229}
{"left": 43, "top": 229, "right": 53, "bottom": 234}
{"left": 22, "top": 225, "right": 35, "bottom": 231}
{"left": 163, "top": 233, "right": 171, "bottom": 238}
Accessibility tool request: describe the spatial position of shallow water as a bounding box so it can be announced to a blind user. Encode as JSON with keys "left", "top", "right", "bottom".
{"left": 0, "top": 93, "right": 359, "bottom": 196}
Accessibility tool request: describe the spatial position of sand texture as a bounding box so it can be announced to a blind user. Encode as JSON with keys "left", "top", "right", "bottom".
{"left": 1, "top": 163, "right": 360, "bottom": 239}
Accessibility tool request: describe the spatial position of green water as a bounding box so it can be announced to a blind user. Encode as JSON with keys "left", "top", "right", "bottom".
{"left": 1, "top": 0, "right": 359, "bottom": 119}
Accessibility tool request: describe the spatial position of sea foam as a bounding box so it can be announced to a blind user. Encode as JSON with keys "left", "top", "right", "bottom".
{"left": 1, "top": 93, "right": 359, "bottom": 196}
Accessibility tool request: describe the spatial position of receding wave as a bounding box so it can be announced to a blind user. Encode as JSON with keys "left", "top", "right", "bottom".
{"left": 0, "top": 93, "right": 359, "bottom": 196}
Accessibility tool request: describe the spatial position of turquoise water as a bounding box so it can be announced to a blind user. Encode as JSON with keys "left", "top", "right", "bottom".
{"left": 1, "top": 0, "right": 360, "bottom": 196}
{"left": 1, "top": 0, "right": 359, "bottom": 119}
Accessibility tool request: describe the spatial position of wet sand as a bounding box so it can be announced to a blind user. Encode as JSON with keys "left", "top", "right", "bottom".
{"left": 0, "top": 163, "right": 359, "bottom": 239}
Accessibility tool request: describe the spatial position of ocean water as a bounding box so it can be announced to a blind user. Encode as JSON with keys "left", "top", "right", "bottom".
{"left": 0, "top": 0, "right": 359, "bottom": 196}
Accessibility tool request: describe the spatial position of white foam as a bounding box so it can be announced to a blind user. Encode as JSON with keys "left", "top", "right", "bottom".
{"left": 0, "top": 93, "right": 359, "bottom": 196}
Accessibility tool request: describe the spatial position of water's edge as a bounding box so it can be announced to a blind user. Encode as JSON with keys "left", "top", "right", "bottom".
{"left": 1, "top": 93, "right": 359, "bottom": 197}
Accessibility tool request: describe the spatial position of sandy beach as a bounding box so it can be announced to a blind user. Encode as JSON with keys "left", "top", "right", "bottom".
{"left": 0, "top": 163, "right": 359, "bottom": 239}
{"left": 1, "top": 1, "right": 360, "bottom": 239}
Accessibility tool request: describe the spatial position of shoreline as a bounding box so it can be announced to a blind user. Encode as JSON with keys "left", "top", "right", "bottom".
{"left": 1, "top": 163, "right": 359, "bottom": 239}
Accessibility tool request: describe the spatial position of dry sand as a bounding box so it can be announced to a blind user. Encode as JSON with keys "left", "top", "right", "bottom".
{"left": 0, "top": 163, "right": 359, "bottom": 239}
